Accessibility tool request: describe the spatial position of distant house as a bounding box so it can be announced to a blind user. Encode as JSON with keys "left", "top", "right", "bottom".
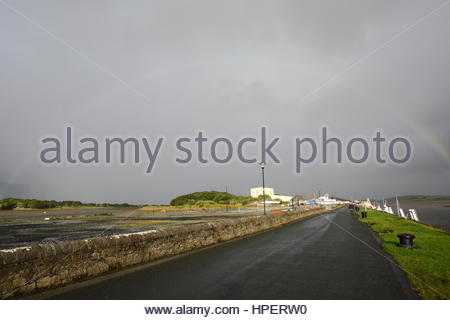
{"left": 273, "top": 194, "right": 293, "bottom": 202}
{"left": 292, "top": 194, "right": 315, "bottom": 205}
{"left": 250, "top": 187, "right": 293, "bottom": 203}
{"left": 250, "top": 187, "right": 275, "bottom": 199}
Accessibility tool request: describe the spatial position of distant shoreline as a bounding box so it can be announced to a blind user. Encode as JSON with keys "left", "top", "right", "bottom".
{"left": 395, "top": 199, "right": 450, "bottom": 207}
{"left": 1, "top": 206, "right": 139, "bottom": 213}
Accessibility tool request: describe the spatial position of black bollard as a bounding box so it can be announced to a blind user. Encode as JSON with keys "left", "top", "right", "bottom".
{"left": 397, "top": 233, "right": 415, "bottom": 248}
{"left": 361, "top": 211, "right": 367, "bottom": 218}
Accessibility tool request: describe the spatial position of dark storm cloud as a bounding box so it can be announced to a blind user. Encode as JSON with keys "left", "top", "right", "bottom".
{"left": 1, "top": 0, "right": 449, "bottom": 203}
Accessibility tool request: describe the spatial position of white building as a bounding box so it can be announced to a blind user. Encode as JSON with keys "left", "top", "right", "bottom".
{"left": 250, "top": 187, "right": 274, "bottom": 198}
{"left": 316, "top": 193, "right": 347, "bottom": 205}
{"left": 250, "top": 187, "right": 293, "bottom": 202}
{"left": 274, "top": 194, "right": 294, "bottom": 202}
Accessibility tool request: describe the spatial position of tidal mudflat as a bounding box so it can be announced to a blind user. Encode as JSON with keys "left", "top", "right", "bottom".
{"left": 0, "top": 207, "right": 264, "bottom": 250}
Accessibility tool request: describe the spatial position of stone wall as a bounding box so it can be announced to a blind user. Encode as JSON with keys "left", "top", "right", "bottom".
{"left": 0, "top": 207, "right": 332, "bottom": 298}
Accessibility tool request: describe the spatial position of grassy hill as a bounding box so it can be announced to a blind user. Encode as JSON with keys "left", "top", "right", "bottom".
{"left": 170, "top": 191, "right": 254, "bottom": 207}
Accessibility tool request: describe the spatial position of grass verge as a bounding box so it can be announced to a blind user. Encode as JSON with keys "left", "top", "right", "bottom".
{"left": 357, "top": 209, "right": 449, "bottom": 299}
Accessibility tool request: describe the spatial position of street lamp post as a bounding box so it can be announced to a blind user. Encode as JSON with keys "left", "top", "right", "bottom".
{"left": 259, "top": 162, "right": 266, "bottom": 215}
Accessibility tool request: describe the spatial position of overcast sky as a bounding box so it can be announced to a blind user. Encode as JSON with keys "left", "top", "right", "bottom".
{"left": 1, "top": 0, "right": 450, "bottom": 204}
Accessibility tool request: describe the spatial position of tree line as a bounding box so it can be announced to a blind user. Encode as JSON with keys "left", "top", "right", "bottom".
{"left": 0, "top": 198, "right": 137, "bottom": 210}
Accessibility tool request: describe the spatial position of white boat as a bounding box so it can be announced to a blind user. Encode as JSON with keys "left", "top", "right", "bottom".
{"left": 383, "top": 203, "right": 393, "bottom": 214}
{"left": 395, "top": 195, "right": 419, "bottom": 222}
{"left": 316, "top": 193, "right": 339, "bottom": 206}
{"left": 363, "top": 198, "right": 376, "bottom": 209}
{"left": 406, "top": 209, "right": 420, "bottom": 222}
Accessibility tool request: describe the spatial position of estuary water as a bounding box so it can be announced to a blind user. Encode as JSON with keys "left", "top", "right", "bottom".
{"left": 386, "top": 200, "right": 450, "bottom": 231}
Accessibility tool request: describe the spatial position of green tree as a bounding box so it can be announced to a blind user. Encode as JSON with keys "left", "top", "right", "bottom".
{"left": 0, "top": 198, "right": 17, "bottom": 210}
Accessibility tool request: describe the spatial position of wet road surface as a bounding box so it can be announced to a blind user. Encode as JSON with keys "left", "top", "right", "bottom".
{"left": 47, "top": 207, "right": 416, "bottom": 299}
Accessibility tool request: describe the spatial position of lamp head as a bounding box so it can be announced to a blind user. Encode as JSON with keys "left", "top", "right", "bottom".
{"left": 259, "top": 161, "right": 266, "bottom": 168}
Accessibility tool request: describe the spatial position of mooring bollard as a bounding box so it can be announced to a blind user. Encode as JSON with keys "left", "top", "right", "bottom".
{"left": 361, "top": 211, "right": 367, "bottom": 218}
{"left": 397, "top": 233, "right": 415, "bottom": 248}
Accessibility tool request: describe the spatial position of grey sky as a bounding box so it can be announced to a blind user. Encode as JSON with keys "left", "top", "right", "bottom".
{"left": 1, "top": 0, "right": 450, "bottom": 204}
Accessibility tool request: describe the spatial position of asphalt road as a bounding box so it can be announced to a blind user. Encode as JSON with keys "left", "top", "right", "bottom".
{"left": 47, "top": 207, "right": 417, "bottom": 299}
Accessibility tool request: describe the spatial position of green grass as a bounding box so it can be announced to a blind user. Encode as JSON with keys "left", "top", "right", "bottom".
{"left": 357, "top": 209, "right": 450, "bottom": 299}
